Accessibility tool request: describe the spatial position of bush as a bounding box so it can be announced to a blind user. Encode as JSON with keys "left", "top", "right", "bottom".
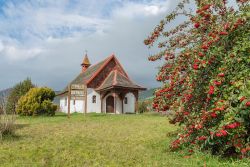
{"left": 138, "top": 101, "right": 151, "bottom": 113}
{"left": 0, "top": 114, "right": 16, "bottom": 139}
{"left": 145, "top": 0, "right": 250, "bottom": 158}
{"left": 16, "top": 87, "right": 57, "bottom": 116}
{"left": 6, "top": 78, "right": 34, "bottom": 114}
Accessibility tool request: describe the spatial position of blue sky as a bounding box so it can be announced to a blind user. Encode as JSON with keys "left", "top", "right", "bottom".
{"left": 0, "top": 0, "right": 181, "bottom": 90}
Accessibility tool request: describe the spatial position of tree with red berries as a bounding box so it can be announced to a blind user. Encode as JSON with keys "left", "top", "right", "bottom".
{"left": 145, "top": 0, "right": 250, "bottom": 157}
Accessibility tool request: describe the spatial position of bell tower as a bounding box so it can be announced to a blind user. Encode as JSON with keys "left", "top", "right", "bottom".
{"left": 81, "top": 51, "right": 91, "bottom": 72}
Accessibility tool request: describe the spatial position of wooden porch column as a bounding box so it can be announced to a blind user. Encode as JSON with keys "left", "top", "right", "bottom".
{"left": 100, "top": 91, "right": 111, "bottom": 114}
{"left": 134, "top": 91, "right": 139, "bottom": 114}
{"left": 100, "top": 94, "right": 103, "bottom": 113}
{"left": 120, "top": 93, "right": 125, "bottom": 114}
{"left": 121, "top": 97, "right": 124, "bottom": 114}
{"left": 84, "top": 85, "right": 87, "bottom": 114}
{"left": 113, "top": 90, "right": 116, "bottom": 114}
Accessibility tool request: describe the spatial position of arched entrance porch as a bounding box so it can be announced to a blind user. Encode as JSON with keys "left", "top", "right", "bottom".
{"left": 99, "top": 89, "right": 142, "bottom": 114}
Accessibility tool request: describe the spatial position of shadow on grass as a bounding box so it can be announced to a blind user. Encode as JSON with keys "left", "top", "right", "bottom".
{"left": 15, "top": 123, "right": 29, "bottom": 130}
{"left": 1, "top": 123, "right": 30, "bottom": 142}
{"left": 89, "top": 113, "right": 107, "bottom": 117}
{"left": 54, "top": 113, "right": 68, "bottom": 117}
{"left": 1, "top": 133, "right": 23, "bottom": 141}
{"left": 2, "top": 124, "right": 29, "bottom": 142}
{"left": 141, "top": 112, "right": 162, "bottom": 116}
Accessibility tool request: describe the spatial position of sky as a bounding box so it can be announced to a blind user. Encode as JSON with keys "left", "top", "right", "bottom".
{"left": 0, "top": 0, "right": 182, "bottom": 90}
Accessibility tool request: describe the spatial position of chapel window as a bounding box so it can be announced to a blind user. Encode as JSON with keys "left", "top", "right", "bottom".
{"left": 92, "top": 95, "right": 96, "bottom": 103}
{"left": 124, "top": 97, "right": 128, "bottom": 104}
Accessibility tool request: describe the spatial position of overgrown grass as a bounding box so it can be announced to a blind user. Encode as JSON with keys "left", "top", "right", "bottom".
{"left": 0, "top": 114, "right": 16, "bottom": 139}
{"left": 0, "top": 113, "right": 249, "bottom": 166}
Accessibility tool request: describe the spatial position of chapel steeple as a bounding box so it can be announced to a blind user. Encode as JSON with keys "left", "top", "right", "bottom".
{"left": 81, "top": 51, "right": 91, "bottom": 72}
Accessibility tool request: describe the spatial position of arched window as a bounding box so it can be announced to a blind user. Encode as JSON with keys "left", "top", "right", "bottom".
{"left": 92, "top": 95, "right": 96, "bottom": 103}
{"left": 124, "top": 97, "right": 128, "bottom": 104}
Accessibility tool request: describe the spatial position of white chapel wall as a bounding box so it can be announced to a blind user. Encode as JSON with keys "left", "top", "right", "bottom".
{"left": 71, "top": 99, "right": 84, "bottom": 113}
{"left": 59, "top": 95, "right": 85, "bottom": 113}
{"left": 87, "top": 88, "right": 101, "bottom": 113}
{"left": 59, "top": 96, "right": 67, "bottom": 113}
{"left": 124, "top": 92, "right": 135, "bottom": 113}
{"left": 59, "top": 91, "right": 136, "bottom": 114}
{"left": 116, "top": 97, "right": 122, "bottom": 114}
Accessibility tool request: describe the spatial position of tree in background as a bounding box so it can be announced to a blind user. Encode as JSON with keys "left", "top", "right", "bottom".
{"left": 6, "top": 78, "right": 34, "bottom": 114}
{"left": 145, "top": 0, "right": 249, "bottom": 157}
{"left": 16, "top": 87, "right": 57, "bottom": 116}
{"left": 0, "top": 95, "right": 7, "bottom": 115}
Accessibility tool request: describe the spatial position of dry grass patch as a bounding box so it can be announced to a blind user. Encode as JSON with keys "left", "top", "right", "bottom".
{"left": 0, "top": 114, "right": 16, "bottom": 139}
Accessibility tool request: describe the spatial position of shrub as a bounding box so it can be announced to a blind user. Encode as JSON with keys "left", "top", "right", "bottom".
{"left": 41, "top": 100, "right": 58, "bottom": 116}
{"left": 138, "top": 101, "right": 147, "bottom": 113}
{"left": 0, "top": 114, "right": 16, "bottom": 139}
{"left": 16, "top": 87, "right": 57, "bottom": 116}
{"left": 138, "top": 100, "right": 151, "bottom": 113}
{"left": 6, "top": 78, "right": 34, "bottom": 114}
{"left": 145, "top": 0, "right": 250, "bottom": 158}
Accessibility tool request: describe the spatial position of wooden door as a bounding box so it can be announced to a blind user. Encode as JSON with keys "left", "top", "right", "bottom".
{"left": 106, "top": 96, "right": 114, "bottom": 113}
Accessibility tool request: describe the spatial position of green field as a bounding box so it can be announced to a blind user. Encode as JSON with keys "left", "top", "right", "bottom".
{"left": 0, "top": 113, "right": 249, "bottom": 167}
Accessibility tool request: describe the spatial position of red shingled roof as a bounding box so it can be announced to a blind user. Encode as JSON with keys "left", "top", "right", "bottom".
{"left": 58, "top": 54, "right": 145, "bottom": 95}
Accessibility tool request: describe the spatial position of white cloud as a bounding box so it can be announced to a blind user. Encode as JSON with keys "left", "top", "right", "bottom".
{"left": 0, "top": 0, "right": 113, "bottom": 61}
{"left": 0, "top": 0, "right": 176, "bottom": 90}
{"left": 0, "top": 41, "right": 4, "bottom": 52}
{"left": 0, "top": 2, "right": 110, "bottom": 39}
{"left": 112, "top": 1, "right": 170, "bottom": 19}
{"left": 0, "top": 44, "right": 43, "bottom": 61}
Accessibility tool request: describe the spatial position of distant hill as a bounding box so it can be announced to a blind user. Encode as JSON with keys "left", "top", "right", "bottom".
{"left": 139, "top": 88, "right": 157, "bottom": 100}
{"left": 0, "top": 88, "right": 12, "bottom": 99}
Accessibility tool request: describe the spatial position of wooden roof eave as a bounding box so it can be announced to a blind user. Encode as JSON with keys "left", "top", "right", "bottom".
{"left": 96, "top": 85, "right": 146, "bottom": 92}
{"left": 56, "top": 90, "right": 69, "bottom": 97}
{"left": 112, "top": 85, "right": 147, "bottom": 91}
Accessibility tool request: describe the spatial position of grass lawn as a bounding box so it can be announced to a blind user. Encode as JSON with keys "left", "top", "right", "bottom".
{"left": 0, "top": 113, "right": 249, "bottom": 167}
